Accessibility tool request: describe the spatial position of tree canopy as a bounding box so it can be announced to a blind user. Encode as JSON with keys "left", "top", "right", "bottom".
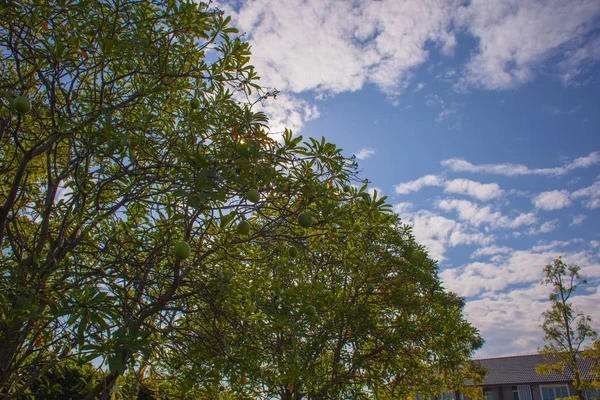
{"left": 1, "top": 1, "right": 483, "bottom": 398}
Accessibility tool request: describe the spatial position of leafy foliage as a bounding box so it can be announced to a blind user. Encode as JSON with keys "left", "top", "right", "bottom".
{"left": 25, "top": 360, "right": 101, "bottom": 399}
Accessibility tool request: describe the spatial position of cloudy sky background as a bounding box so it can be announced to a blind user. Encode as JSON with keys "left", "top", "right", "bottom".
{"left": 216, "top": 0, "right": 600, "bottom": 358}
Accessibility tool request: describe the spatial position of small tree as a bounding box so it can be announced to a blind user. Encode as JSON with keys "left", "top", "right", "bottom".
{"left": 537, "top": 257, "right": 598, "bottom": 400}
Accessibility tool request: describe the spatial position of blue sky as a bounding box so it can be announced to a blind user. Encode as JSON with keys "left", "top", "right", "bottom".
{"left": 218, "top": 0, "right": 600, "bottom": 358}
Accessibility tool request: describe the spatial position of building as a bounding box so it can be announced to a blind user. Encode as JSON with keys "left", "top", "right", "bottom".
{"left": 469, "top": 354, "right": 598, "bottom": 400}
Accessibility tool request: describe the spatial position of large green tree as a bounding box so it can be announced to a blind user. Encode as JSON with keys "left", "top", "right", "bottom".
{"left": 1, "top": 1, "right": 483, "bottom": 398}
{"left": 0, "top": 1, "right": 340, "bottom": 396}
{"left": 537, "top": 258, "right": 598, "bottom": 400}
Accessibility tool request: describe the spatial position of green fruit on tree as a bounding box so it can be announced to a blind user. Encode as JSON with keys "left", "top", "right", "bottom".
{"left": 298, "top": 212, "right": 312, "bottom": 229}
{"left": 188, "top": 193, "right": 202, "bottom": 209}
{"left": 173, "top": 241, "right": 191, "bottom": 260}
{"left": 343, "top": 185, "right": 351, "bottom": 193}
{"left": 305, "top": 305, "right": 317, "bottom": 317}
{"left": 190, "top": 97, "right": 200, "bottom": 110}
{"left": 13, "top": 96, "right": 31, "bottom": 114}
{"left": 288, "top": 246, "right": 298, "bottom": 258}
{"left": 238, "top": 220, "right": 250, "bottom": 236}
{"left": 246, "top": 189, "right": 260, "bottom": 203}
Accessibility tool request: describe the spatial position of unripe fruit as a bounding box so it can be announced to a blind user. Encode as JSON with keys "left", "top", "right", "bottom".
{"left": 288, "top": 246, "right": 298, "bottom": 258}
{"left": 306, "top": 305, "right": 317, "bottom": 317}
{"left": 13, "top": 96, "right": 31, "bottom": 114}
{"left": 238, "top": 220, "right": 250, "bottom": 235}
{"left": 190, "top": 97, "right": 200, "bottom": 110}
{"left": 246, "top": 189, "right": 260, "bottom": 203}
{"left": 298, "top": 212, "right": 312, "bottom": 228}
{"left": 173, "top": 241, "right": 191, "bottom": 260}
{"left": 188, "top": 193, "right": 202, "bottom": 209}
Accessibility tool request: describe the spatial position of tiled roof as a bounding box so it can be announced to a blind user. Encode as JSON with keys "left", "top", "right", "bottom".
{"left": 469, "top": 354, "right": 597, "bottom": 386}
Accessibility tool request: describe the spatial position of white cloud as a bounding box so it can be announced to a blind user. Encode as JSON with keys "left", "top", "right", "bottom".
{"left": 559, "top": 35, "right": 600, "bottom": 86}
{"left": 531, "top": 239, "right": 585, "bottom": 252}
{"left": 441, "top": 248, "right": 599, "bottom": 298}
{"left": 532, "top": 190, "right": 572, "bottom": 210}
{"left": 569, "top": 214, "right": 587, "bottom": 226}
{"left": 355, "top": 147, "right": 376, "bottom": 160}
{"left": 407, "top": 211, "right": 457, "bottom": 262}
{"left": 437, "top": 199, "right": 537, "bottom": 229}
{"left": 397, "top": 175, "right": 505, "bottom": 200}
{"left": 223, "top": 0, "right": 458, "bottom": 98}
{"left": 441, "top": 152, "right": 600, "bottom": 177}
{"left": 255, "top": 93, "right": 320, "bottom": 138}
{"left": 572, "top": 180, "right": 600, "bottom": 209}
{"left": 403, "top": 210, "right": 492, "bottom": 262}
{"left": 471, "top": 245, "right": 512, "bottom": 259}
{"left": 395, "top": 174, "right": 443, "bottom": 195}
{"left": 525, "top": 219, "right": 561, "bottom": 236}
{"left": 443, "top": 179, "right": 503, "bottom": 201}
{"left": 448, "top": 226, "right": 493, "bottom": 248}
{"left": 393, "top": 202, "right": 413, "bottom": 214}
{"left": 456, "top": 0, "right": 600, "bottom": 90}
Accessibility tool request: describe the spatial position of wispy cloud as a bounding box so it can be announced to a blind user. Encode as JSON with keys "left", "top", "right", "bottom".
{"left": 395, "top": 174, "right": 443, "bottom": 195}
{"left": 355, "top": 147, "right": 376, "bottom": 160}
{"left": 548, "top": 105, "right": 582, "bottom": 116}
{"left": 559, "top": 35, "right": 600, "bottom": 86}
{"left": 531, "top": 238, "right": 585, "bottom": 252}
{"left": 441, "top": 152, "right": 600, "bottom": 177}
{"left": 525, "top": 219, "right": 561, "bottom": 236}
{"left": 424, "top": 94, "right": 462, "bottom": 129}
{"left": 569, "top": 214, "right": 587, "bottom": 226}
{"left": 572, "top": 180, "right": 600, "bottom": 208}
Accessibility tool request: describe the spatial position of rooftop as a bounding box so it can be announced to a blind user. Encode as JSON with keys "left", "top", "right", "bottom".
{"left": 470, "top": 354, "right": 597, "bottom": 386}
